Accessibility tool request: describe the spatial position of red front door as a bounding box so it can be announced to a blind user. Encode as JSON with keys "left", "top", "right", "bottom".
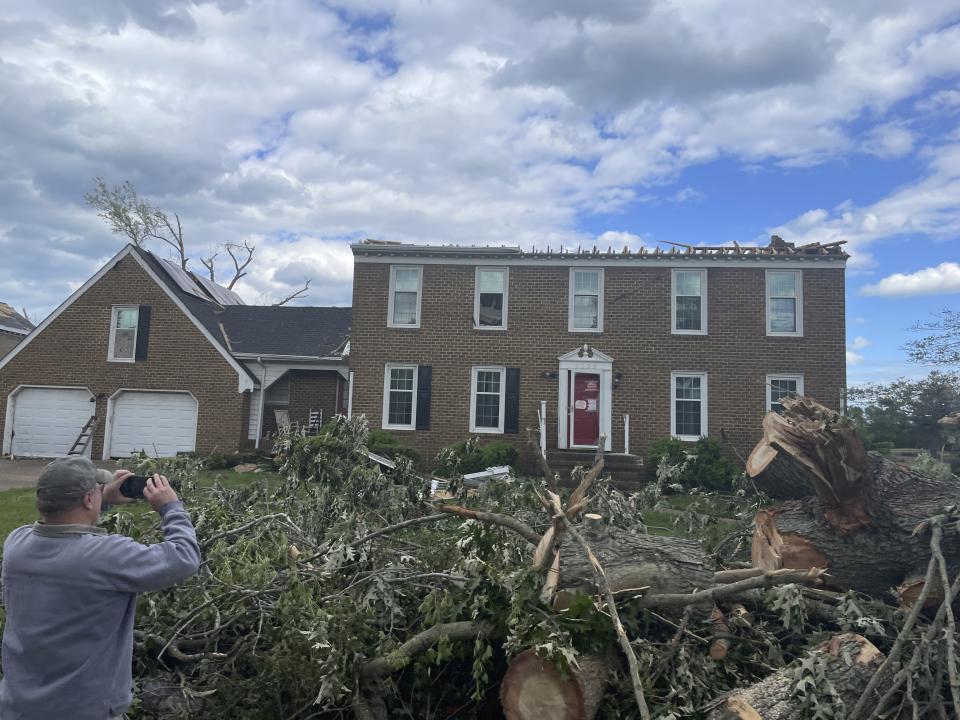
{"left": 571, "top": 372, "right": 600, "bottom": 446}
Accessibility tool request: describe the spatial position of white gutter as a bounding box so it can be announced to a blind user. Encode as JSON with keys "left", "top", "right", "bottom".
{"left": 347, "top": 371, "right": 355, "bottom": 419}
{"left": 255, "top": 356, "right": 267, "bottom": 450}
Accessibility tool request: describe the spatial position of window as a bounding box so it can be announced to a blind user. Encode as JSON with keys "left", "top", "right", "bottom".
{"left": 569, "top": 268, "right": 603, "bottom": 332}
{"left": 475, "top": 267, "right": 508, "bottom": 329}
{"left": 672, "top": 269, "right": 707, "bottom": 334}
{"left": 671, "top": 372, "right": 707, "bottom": 440}
{"left": 767, "top": 374, "right": 804, "bottom": 413}
{"left": 388, "top": 266, "right": 422, "bottom": 328}
{"left": 108, "top": 306, "right": 138, "bottom": 362}
{"left": 470, "top": 366, "right": 505, "bottom": 433}
{"left": 766, "top": 270, "right": 803, "bottom": 336}
{"left": 382, "top": 365, "right": 417, "bottom": 429}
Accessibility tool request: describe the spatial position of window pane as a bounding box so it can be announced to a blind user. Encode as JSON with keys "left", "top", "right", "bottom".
{"left": 478, "top": 293, "right": 503, "bottom": 326}
{"left": 675, "top": 400, "right": 702, "bottom": 436}
{"left": 116, "top": 308, "right": 138, "bottom": 329}
{"left": 769, "top": 272, "right": 796, "bottom": 298}
{"left": 394, "top": 268, "right": 420, "bottom": 292}
{"left": 769, "top": 298, "right": 797, "bottom": 333}
{"left": 114, "top": 328, "right": 135, "bottom": 358}
{"left": 476, "top": 370, "right": 501, "bottom": 394}
{"left": 390, "top": 368, "right": 414, "bottom": 390}
{"left": 675, "top": 271, "right": 701, "bottom": 296}
{"left": 474, "top": 394, "right": 500, "bottom": 428}
{"left": 675, "top": 376, "right": 701, "bottom": 400}
{"left": 573, "top": 295, "right": 598, "bottom": 328}
{"left": 770, "top": 378, "right": 798, "bottom": 412}
{"left": 675, "top": 296, "right": 701, "bottom": 331}
{"left": 388, "top": 391, "right": 413, "bottom": 425}
{"left": 573, "top": 271, "right": 599, "bottom": 294}
{"left": 392, "top": 292, "right": 418, "bottom": 325}
{"left": 478, "top": 270, "right": 505, "bottom": 293}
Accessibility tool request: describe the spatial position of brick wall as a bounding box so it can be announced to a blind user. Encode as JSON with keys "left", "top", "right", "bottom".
{"left": 287, "top": 370, "right": 342, "bottom": 428}
{"left": 0, "top": 254, "right": 248, "bottom": 457}
{"left": 350, "top": 260, "right": 846, "bottom": 464}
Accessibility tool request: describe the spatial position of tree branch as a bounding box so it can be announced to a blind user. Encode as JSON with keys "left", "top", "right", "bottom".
{"left": 225, "top": 240, "right": 255, "bottom": 289}
{"left": 638, "top": 568, "right": 826, "bottom": 609}
{"left": 273, "top": 278, "right": 311, "bottom": 305}
{"left": 432, "top": 503, "right": 542, "bottom": 545}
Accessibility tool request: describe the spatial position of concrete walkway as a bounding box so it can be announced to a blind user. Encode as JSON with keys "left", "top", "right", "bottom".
{"left": 0, "top": 458, "right": 117, "bottom": 492}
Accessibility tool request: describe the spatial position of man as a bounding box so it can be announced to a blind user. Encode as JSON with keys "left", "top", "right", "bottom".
{"left": 0, "top": 457, "right": 201, "bottom": 720}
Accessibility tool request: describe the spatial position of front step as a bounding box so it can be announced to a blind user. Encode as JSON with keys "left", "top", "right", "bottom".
{"left": 546, "top": 450, "right": 646, "bottom": 491}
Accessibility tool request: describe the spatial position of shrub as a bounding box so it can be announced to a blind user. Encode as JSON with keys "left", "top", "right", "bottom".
{"left": 646, "top": 436, "right": 739, "bottom": 492}
{"left": 434, "top": 437, "right": 519, "bottom": 477}
{"left": 367, "top": 429, "right": 420, "bottom": 465}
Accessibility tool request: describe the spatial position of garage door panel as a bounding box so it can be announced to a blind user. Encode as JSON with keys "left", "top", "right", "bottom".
{"left": 11, "top": 388, "right": 93, "bottom": 457}
{"left": 109, "top": 391, "right": 197, "bottom": 458}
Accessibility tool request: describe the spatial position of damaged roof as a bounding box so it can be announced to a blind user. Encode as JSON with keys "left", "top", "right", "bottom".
{"left": 0, "top": 303, "right": 34, "bottom": 335}
{"left": 133, "top": 246, "right": 350, "bottom": 360}
{"left": 353, "top": 235, "right": 848, "bottom": 261}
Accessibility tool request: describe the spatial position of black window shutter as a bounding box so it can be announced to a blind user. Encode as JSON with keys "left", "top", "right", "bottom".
{"left": 135, "top": 305, "right": 152, "bottom": 361}
{"left": 504, "top": 368, "right": 520, "bottom": 434}
{"left": 416, "top": 365, "right": 432, "bottom": 429}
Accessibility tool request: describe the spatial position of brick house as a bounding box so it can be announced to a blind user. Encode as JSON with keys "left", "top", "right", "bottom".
{"left": 348, "top": 237, "right": 847, "bottom": 470}
{"left": 0, "top": 303, "right": 33, "bottom": 359}
{"left": 0, "top": 244, "right": 350, "bottom": 459}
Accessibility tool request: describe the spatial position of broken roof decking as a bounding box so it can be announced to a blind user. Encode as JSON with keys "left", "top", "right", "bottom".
{"left": 352, "top": 236, "right": 848, "bottom": 262}
{"left": 0, "top": 303, "right": 34, "bottom": 335}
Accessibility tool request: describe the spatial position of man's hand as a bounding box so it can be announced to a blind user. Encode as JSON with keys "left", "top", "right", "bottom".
{"left": 144, "top": 474, "right": 179, "bottom": 512}
{"left": 102, "top": 469, "right": 137, "bottom": 505}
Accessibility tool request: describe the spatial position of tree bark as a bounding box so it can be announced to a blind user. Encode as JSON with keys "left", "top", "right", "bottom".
{"left": 556, "top": 518, "right": 715, "bottom": 598}
{"left": 500, "top": 649, "right": 614, "bottom": 720}
{"left": 706, "top": 634, "right": 884, "bottom": 720}
{"left": 747, "top": 396, "right": 960, "bottom": 600}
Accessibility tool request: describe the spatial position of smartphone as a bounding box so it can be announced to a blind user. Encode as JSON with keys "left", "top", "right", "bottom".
{"left": 120, "top": 475, "right": 150, "bottom": 499}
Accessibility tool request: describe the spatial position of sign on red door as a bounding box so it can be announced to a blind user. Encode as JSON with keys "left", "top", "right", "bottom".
{"left": 571, "top": 372, "right": 600, "bottom": 446}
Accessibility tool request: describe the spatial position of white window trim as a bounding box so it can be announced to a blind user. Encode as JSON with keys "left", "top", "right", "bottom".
{"left": 474, "top": 266, "right": 509, "bottom": 331}
{"left": 766, "top": 374, "right": 804, "bottom": 412}
{"left": 387, "top": 265, "right": 423, "bottom": 329}
{"left": 382, "top": 363, "right": 418, "bottom": 430}
{"left": 671, "top": 269, "right": 707, "bottom": 335}
{"left": 568, "top": 268, "right": 604, "bottom": 333}
{"left": 670, "top": 371, "right": 708, "bottom": 441}
{"left": 107, "top": 305, "right": 138, "bottom": 363}
{"left": 766, "top": 269, "right": 803, "bottom": 337}
{"left": 469, "top": 366, "right": 506, "bottom": 434}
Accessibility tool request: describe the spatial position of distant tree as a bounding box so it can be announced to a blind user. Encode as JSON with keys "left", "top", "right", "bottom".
{"left": 85, "top": 178, "right": 310, "bottom": 304}
{"left": 846, "top": 371, "right": 960, "bottom": 452}
{"left": 906, "top": 309, "right": 959, "bottom": 367}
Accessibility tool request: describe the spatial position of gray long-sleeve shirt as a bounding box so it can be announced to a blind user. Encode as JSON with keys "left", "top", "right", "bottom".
{"left": 0, "top": 501, "right": 200, "bottom": 720}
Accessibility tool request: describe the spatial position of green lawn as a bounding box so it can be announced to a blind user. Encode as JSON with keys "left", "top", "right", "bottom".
{"left": 0, "top": 468, "right": 284, "bottom": 546}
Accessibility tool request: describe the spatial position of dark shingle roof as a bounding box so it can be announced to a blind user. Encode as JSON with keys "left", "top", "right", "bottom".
{"left": 219, "top": 306, "right": 351, "bottom": 357}
{"left": 133, "top": 246, "right": 350, "bottom": 359}
{"left": 0, "top": 303, "right": 35, "bottom": 334}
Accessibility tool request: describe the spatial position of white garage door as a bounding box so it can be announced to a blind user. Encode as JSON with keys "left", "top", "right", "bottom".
{"left": 108, "top": 391, "right": 198, "bottom": 458}
{"left": 10, "top": 387, "right": 94, "bottom": 457}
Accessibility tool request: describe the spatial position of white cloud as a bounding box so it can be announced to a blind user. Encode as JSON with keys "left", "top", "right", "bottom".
{"left": 2, "top": 1, "right": 960, "bottom": 315}
{"left": 847, "top": 350, "right": 865, "bottom": 365}
{"left": 860, "top": 262, "right": 960, "bottom": 296}
{"left": 848, "top": 336, "right": 872, "bottom": 349}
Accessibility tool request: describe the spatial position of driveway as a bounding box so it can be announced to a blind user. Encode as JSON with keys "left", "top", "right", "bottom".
{"left": 0, "top": 458, "right": 117, "bottom": 492}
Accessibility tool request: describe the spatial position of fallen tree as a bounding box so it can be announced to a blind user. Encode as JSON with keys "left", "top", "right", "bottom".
{"left": 747, "top": 395, "right": 960, "bottom": 603}
{"left": 29, "top": 414, "right": 955, "bottom": 720}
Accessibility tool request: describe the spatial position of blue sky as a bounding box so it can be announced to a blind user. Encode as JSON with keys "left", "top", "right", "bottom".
{"left": 0, "top": 0, "right": 958, "bottom": 386}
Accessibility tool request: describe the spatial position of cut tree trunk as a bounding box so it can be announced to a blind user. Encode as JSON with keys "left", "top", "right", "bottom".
{"left": 556, "top": 516, "right": 715, "bottom": 599}
{"left": 747, "top": 396, "right": 960, "bottom": 600}
{"left": 706, "top": 634, "right": 884, "bottom": 720}
{"left": 501, "top": 649, "right": 614, "bottom": 720}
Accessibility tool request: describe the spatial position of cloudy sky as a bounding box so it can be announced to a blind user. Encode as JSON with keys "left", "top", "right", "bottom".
{"left": 1, "top": 0, "right": 959, "bottom": 385}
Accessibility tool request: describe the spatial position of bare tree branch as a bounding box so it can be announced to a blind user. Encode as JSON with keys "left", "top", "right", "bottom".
{"left": 200, "top": 252, "right": 218, "bottom": 283}
{"left": 273, "top": 278, "right": 311, "bottom": 306}
{"left": 225, "top": 240, "right": 255, "bottom": 289}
